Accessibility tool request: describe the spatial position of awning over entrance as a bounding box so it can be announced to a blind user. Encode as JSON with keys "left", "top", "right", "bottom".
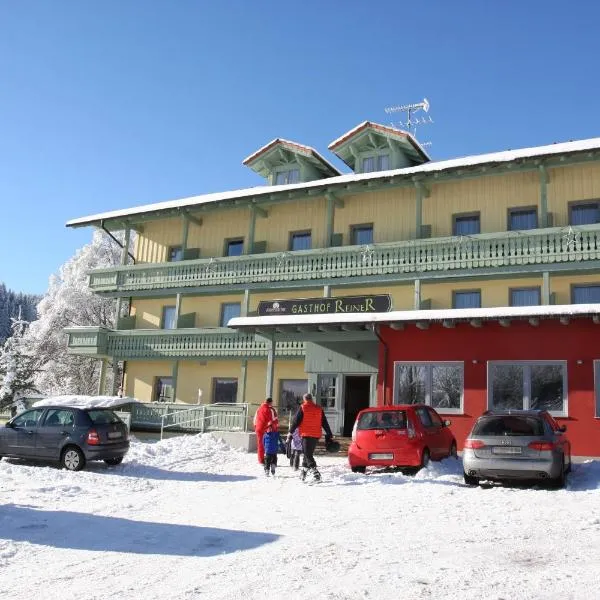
{"left": 228, "top": 303, "right": 600, "bottom": 334}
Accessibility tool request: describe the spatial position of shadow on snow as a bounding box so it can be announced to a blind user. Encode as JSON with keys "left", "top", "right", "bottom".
{"left": 0, "top": 504, "right": 280, "bottom": 556}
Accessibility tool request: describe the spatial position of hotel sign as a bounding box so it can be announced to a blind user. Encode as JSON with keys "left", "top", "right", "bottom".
{"left": 257, "top": 294, "right": 392, "bottom": 316}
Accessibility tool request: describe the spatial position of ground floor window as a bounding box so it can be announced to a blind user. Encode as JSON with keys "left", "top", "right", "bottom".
{"left": 154, "top": 376, "right": 174, "bottom": 403}
{"left": 488, "top": 361, "right": 567, "bottom": 416}
{"left": 212, "top": 378, "right": 238, "bottom": 404}
{"left": 393, "top": 362, "right": 464, "bottom": 413}
{"left": 279, "top": 379, "right": 307, "bottom": 414}
{"left": 317, "top": 374, "right": 337, "bottom": 409}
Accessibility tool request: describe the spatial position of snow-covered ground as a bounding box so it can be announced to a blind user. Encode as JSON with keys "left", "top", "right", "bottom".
{"left": 1, "top": 435, "right": 600, "bottom": 600}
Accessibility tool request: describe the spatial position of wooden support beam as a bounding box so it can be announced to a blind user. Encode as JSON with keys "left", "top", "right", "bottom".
{"left": 442, "top": 320, "right": 455, "bottom": 328}
{"left": 368, "top": 132, "right": 378, "bottom": 148}
{"left": 413, "top": 178, "right": 431, "bottom": 197}
{"left": 326, "top": 191, "right": 344, "bottom": 208}
{"left": 498, "top": 319, "right": 511, "bottom": 328}
{"left": 528, "top": 317, "right": 540, "bottom": 327}
{"left": 416, "top": 321, "right": 429, "bottom": 330}
{"left": 469, "top": 319, "right": 482, "bottom": 328}
{"left": 252, "top": 204, "right": 268, "bottom": 218}
{"left": 183, "top": 211, "right": 203, "bottom": 227}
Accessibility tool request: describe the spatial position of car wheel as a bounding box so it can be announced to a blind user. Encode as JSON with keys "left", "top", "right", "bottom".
{"left": 61, "top": 446, "right": 85, "bottom": 472}
{"left": 463, "top": 472, "right": 479, "bottom": 486}
{"left": 549, "top": 458, "right": 566, "bottom": 490}
{"left": 104, "top": 457, "right": 124, "bottom": 466}
{"left": 420, "top": 448, "right": 430, "bottom": 470}
{"left": 449, "top": 441, "right": 458, "bottom": 459}
{"left": 351, "top": 466, "right": 366, "bottom": 474}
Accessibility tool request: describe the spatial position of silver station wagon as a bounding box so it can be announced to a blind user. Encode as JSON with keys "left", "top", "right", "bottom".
{"left": 0, "top": 405, "right": 130, "bottom": 471}
{"left": 462, "top": 409, "right": 571, "bottom": 488}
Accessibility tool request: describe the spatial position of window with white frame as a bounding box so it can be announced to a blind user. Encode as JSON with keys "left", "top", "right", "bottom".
{"left": 317, "top": 374, "right": 337, "bottom": 409}
{"left": 394, "top": 362, "right": 464, "bottom": 413}
{"left": 361, "top": 153, "right": 390, "bottom": 173}
{"left": 488, "top": 361, "right": 567, "bottom": 416}
{"left": 275, "top": 168, "right": 300, "bottom": 185}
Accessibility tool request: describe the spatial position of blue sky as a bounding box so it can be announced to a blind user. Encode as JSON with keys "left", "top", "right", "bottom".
{"left": 1, "top": 1, "right": 599, "bottom": 294}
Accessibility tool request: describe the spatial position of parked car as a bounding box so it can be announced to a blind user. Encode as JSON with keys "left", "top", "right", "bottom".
{"left": 0, "top": 405, "right": 130, "bottom": 471}
{"left": 462, "top": 409, "right": 571, "bottom": 488}
{"left": 348, "top": 404, "right": 457, "bottom": 473}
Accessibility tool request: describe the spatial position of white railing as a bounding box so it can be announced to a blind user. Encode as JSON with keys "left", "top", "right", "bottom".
{"left": 159, "top": 403, "right": 249, "bottom": 439}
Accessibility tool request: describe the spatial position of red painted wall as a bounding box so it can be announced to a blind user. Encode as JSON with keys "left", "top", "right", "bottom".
{"left": 378, "top": 319, "right": 600, "bottom": 456}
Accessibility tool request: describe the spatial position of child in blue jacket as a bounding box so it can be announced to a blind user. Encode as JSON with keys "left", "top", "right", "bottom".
{"left": 263, "top": 428, "right": 279, "bottom": 476}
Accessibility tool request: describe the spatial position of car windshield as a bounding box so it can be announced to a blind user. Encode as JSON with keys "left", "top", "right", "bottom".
{"left": 87, "top": 410, "right": 122, "bottom": 425}
{"left": 357, "top": 410, "right": 407, "bottom": 430}
{"left": 472, "top": 416, "right": 544, "bottom": 437}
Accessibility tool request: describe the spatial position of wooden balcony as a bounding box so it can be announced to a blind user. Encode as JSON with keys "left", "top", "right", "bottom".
{"left": 87, "top": 224, "right": 600, "bottom": 295}
{"left": 65, "top": 326, "right": 305, "bottom": 360}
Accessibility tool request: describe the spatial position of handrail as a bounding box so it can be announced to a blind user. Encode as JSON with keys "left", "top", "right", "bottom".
{"left": 159, "top": 403, "right": 249, "bottom": 439}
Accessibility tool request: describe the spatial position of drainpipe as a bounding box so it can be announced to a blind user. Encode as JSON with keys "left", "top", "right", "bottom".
{"left": 372, "top": 324, "right": 389, "bottom": 406}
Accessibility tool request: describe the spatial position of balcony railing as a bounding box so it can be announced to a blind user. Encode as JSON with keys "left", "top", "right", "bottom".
{"left": 65, "top": 326, "right": 305, "bottom": 360}
{"left": 88, "top": 224, "right": 600, "bottom": 294}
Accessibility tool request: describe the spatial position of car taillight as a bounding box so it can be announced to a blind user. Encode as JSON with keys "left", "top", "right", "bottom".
{"left": 407, "top": 418, "right": 416, "bottom": 439}
{"left": 87, "top": 429, "right": 100, "bottom": 445}
{"left": 528, "top": 441, "right": 555, "bottom": 451}
{"left": 464, "top": 439, "right": 485, "bottom": 449}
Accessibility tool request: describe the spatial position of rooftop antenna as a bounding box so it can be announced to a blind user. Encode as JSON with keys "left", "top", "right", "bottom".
{"left": 384, "top": 97, "right": 433, "bottom": 147}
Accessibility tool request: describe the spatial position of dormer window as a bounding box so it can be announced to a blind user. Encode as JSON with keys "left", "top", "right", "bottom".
{"left": 275, "top": 168, "right": 300, "bottom": 185}
{"left": 362, "top": 154, "right": 390, "bottom": 173}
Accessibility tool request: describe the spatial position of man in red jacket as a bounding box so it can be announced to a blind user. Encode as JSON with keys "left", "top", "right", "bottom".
{"left": 287, "top": 393, "right": 333, "bottom": 482}
{"left": 254, "top": 397, "right": 278, "bottom": 465}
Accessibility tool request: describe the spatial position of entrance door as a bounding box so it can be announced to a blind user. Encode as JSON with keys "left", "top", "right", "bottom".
{"left": 343, "top": 376, "right": 372, "bottom": 437}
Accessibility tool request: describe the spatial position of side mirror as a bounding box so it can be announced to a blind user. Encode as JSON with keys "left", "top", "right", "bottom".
{"left": 5, "top": 421, "right": 13, "bottom": 428}
{"left": 558, "top": 425, "right": 567, "bottom": 433}
{"left": 444, "top": 419, "right": 452, "bottom": 427}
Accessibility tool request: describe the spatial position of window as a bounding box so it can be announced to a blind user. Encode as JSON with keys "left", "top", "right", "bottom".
{"left": 569, "top": 201, "right": 600, "bottom": 225}
{"left": 510, "top": 287, "right": 541, "bottom": 307}
{"left": 12, "top": 409, "right": 44, "bottom": 428}
{"left": 509, "top": 207, "right": 538, "bottom": 231}
{"left": 317, "top": 374, "right": 336, "bottom": 409}
{"left": 226, "top": 239, "right": 244, "bottom": 257}
{"left": 361, "top": 154, "right": 390, "bottom": 173}
{"left": 213, "top": 378, "right": 238, "bottom": 404}
{"left": 453, "top": 290, "right": 481, "bottom": 309}
{"left": 43, "top": 409, "right": 75, "bottom": 427}
{"left": 275, "top": 168, "right": 300, "bottom": 185}
{"left": 453, "top": 213, "right": 480, "bottom": 236}
{"left": 488, "top": 361, "right": 567, "bottom": 416}
{"left": 394, "top": 362, "right": 464, "bottom": 413}
{"left": 279, "top": 379, "right": 308, "bottom": 414}
{"left": 572, "top": 284, "right": 600, "bottom": 304}
{"left": 154, "top": 377, "right": 173, "bottom": 403}
{"left": 168, "top": 246, "right": 183, "bottom": 262}
{"left": 220, "top": 302, "right": 241, "bottom": 327}
{"left": 415, "top": 406, "right": 433, "bottom": 427}
{"left": 351, "top": 224, "right": 374, "bottom": 245}
{"left": 161, "top": 306, "right": 177, "bottom": 329}
{"left": 289, "top": 230, "right": 312, "bottom": 251}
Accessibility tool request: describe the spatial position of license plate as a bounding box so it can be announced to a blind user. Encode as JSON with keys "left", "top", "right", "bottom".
{"left": 369, "top": 453, "right": 394, "bottom": 460}
{"left": 107, "top": 431, "right": 122, "bottom": 439}
{"left": 492, "top": 446, "right": 522, "bottom": 455}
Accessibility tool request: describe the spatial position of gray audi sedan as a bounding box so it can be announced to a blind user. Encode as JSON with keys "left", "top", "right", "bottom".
{"left": 0, "top": 405, "right": 129, "bottom": 471}
{"left": 462, "top": 410, "right": 571, "bottom": 488}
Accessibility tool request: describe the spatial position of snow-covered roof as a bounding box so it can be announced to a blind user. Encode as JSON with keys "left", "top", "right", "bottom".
{"left": 228, "top": 303, "right": 600, "bottom": 332}
{"left": 66, "top": 136, "right": 600, "bottom": 228}
{"left": 242, "top": 138, "right": 341, "bottom": 175}
{"left": 32, "top": 395, "right": 141, "bottom": 409}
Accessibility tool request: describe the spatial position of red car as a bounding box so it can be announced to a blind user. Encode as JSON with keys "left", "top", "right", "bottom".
{"left": 348, "top": 405, "right": 457, "bottom": 473}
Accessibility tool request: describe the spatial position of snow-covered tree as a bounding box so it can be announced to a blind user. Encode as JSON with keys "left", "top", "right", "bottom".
{"left": 20, "top": 230, "right": 130, "bottom": 396}
{"left": 0, "top": 308, "right": 39, "bottom": 409}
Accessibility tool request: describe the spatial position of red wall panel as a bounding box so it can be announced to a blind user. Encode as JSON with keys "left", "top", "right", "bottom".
{"left": 378, "top": 319, "right": 600, "bottom": 456}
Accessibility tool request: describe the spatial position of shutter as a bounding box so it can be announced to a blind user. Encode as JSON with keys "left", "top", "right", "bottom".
{"left": 419, "top": 299, "right": 432, "bottom": 310}
{"left": 177, "top": 312, "right": 196, "bottom": 328}
{"left": 117, "top": 315, "right": 136, "bottom": 330}
{"left": 183, "top": 248, "right": 200, "bottom": 260}
{"left": 549, "top": 292, "right": 557, "bottom": 305}
{"left": 330, "top": 233, "right": 343, "bottom": 247}
{"left": 420, "top": 224, "right": 432, "bottom": 238}
{"left": 253, "top": 241, "right": 267, "bottom": 254}
{"left": 546, "top": 212, "right": 554, "bottom": 227}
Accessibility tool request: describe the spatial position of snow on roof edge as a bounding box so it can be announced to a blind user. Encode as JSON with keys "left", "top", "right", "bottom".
{"left": 66, "top": 136, "right": 600, "bottom": 228}
{"left": 32, "top": 395, "right": 142, "bottom": 409}
{"left": 228, "top": 303, "right": 600, "bottom": 328}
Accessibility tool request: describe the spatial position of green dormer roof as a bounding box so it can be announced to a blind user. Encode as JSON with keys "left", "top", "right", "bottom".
{"left": 243, "top": 138, "right": 341, "bottom": 185}
{"left": 328, "top": 121, "right": 430, "bottom": 173}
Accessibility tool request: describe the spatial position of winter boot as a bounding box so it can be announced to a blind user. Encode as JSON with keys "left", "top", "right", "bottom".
{"left": 270, "top": 464, "right": 276, "bottom": 476}
{"left": 312, "top": 469, "right": 322, "bottom": 482}
{"left": 300, "top": 468, "right": 308, "bottom": 481}
{"left": 264, "top": 464, "right": 270, "bottom": 477}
